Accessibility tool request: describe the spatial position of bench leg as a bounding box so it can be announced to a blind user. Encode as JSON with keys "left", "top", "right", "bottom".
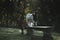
{"left": 42, "top": 31, "right": 53, "bottom": 40}
{"left": 26, "top": 28, "right": 33, "bottom": 35}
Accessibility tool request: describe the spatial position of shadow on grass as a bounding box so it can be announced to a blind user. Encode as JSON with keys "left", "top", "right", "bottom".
{"left": 24, "top": 35, "right": 42, "bottom": 40}
{"left": 31, "top": 35, "right": 42, "bottom": 40}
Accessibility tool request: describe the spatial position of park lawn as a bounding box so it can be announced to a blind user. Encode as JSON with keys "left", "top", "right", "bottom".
{"left": 0, "top": 27, "right": 60, "bottom": 40}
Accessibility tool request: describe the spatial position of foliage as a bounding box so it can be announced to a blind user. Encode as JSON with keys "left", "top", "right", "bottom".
{"left": 0, "top": 0, "right": 54, "bottom": 27}
{"left": 24, "top": 7, "right": 31, "bottom": 14}
{"left": 0, "top": 0, "right": 24, "bottom": 27}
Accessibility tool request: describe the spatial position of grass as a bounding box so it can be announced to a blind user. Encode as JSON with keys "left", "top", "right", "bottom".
{"left": 0, "top": 27, "right": 60, "bottom": 40}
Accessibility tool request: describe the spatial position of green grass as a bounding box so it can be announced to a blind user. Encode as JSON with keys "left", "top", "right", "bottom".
{"left": 0, "top": 27, "right": 60, "bottom": 40}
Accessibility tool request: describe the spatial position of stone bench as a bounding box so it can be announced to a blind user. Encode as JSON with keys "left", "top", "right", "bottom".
{"left": 25, "top": 26, "right": 54, "bottom": 40}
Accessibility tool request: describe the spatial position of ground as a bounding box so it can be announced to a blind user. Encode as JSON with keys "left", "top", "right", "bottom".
{"left": 0, "top": 27, "right": 60, "bottom": 40}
